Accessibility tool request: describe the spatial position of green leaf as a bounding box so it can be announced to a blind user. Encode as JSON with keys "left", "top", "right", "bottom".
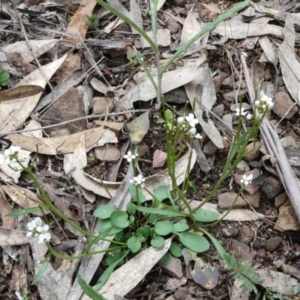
{"left": 129, "top": 185, "right": 146, "bottom": 203}
{"left": 31, "top": 260, "right": 49, "bottom": 285}
{"left": 151, "top": 235, "right": 165, "bottom": 248}
{"left": 6, "top": 206, "right": 41, "bottom": 217}
{"left": 164, "top": 109, "right": 173, "bottom": 123}
{"left": 136, "top": 225, "right": 152, "bottom": 237}
{"left": 149, "top": 214, "right": 157, "bottom": 224}
{"left": 127, "top": 236, "right": 141, "bottom": 253}
{"left": 104, "top": 252, "right": 124, "bottom": 266}
{"left": 170, "top": 243, "right": 182, "bottom": 257}
{"left": 135, "top": 206, "right": 185, "bottom": 217}
{"left": 159, "top": 252, "right": 170, "bottom": 265}
{"left": 173, "top": 219, "right": 189, "bottom": 232}
{"left": 110, "top": 211, "right": 129, "bottom": 229}
{"left": 193, "top": 209, "right": 219, "bottom": 223}
{"left": 98, "top": 219, "right": 123, "bottom": 235}
{"left": 0, "top": 70, "right": 9, "bottom": 84}
{"left": 77, "top": 274, "right": 107, "bottom": 300}
{"left": 154, "top": 221, "right": 174, "bottom": 236}
{"left": 177, "top": 232, "right": 210, "bottom": 253}
{"left": 93, "top": 205, "right": 115, "bottom": 219}
{"left": 126, "top": 202, "right": 136, "bottom": 215}
{"left": 154, "top": 185, "right": 170, "bottom": 202}
{"left": 86, "top": 14, "right": 99, "bottom": 29}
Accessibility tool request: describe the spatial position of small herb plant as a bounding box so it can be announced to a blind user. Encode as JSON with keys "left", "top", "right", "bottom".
{"left": 0, "top": 70, "right": 9, "bottom": 89}
{"left": 3, "top": 0, "right": 275, "bottom": 298}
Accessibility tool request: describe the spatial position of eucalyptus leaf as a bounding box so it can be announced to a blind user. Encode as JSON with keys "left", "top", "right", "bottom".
{"left": 177, "top": 232, "right": 210, "bottom": 253}
{"left": 193, "top": 208, "right": 219, "bottom": 223}
{"left": 93, "top": 205, "right": 115, "bottom": 219}
{"left": 110, "top": 211, "right": 129, "bottom": 229}
{"left": 155, "top": 220, "right": 174, "bottom": 236}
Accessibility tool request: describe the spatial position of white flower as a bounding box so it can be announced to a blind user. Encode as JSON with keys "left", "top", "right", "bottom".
{"left": 130, "top": 174, "right": 145, "bottom": 188}
{"left": 189, "top": 127, "right": 197, "bottom": 136}
{"left": 240, "top": 174, "right": 253, "bottom": 186}
{"left": 26, "top": 217, "right": 51, "bottom": 244}
{"left": 246, "top": 113, "right": 253, "bottom": 120}
{"left": 235, "top": 107, "right": 247, "bottom": 116}
{"left": 124, "top": 151, "right": 137, "bottom": 163}
{"left": 255, "top": 91, "right": 273, "bottom": 118}
{"left": 195, "top": 133, "right": 202, "bottom": 139}
{"left": 177, "top": 116, "right": 185, "bottom": 124}
{"left": 38, "top": 232, "right": 51, "bottom": 243}
{"left": 185, "top": 113, "right": 199, "bottom": 127}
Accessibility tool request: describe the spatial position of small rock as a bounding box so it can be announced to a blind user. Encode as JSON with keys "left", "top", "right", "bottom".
{"left": 162, "top": 256, "right": 183, "bottom": 279}
{"left": 218, "top": 192, "right": 247, "bottom": 209}
{"left": 234, "top": 169, "right": 260, "bottom": 195}
{"left": 265, "top": 237, "right": 282, "bottom": 252}
{"left": 274, "top": 192, "right": 287, "bottom": 208}
{"left": 273, "top": 92, "right": 298, "bottom": 119}
{"left": 203, "top": 140, "right": 218, "bottom": 156}
{"left": 223, "top": 90, "right": 246, "bottom": 102}
{"left": 212, "top": 104, "right": 224, "bottom": 117}
{"left": 172, "top": 0, "right": 185, "bottom": 7}
{"left": 244, "top": 142, "right": 261, "bottom": 161}
{"left": 243, "top": 191, "right": 260, "bottom": 208}
{"left": 164, "top": 277, "right": 187, "bottom": 291}
{"left": 257, "top": 247, "right": 266, "bottom": 258}
{"left": 253, "top": 238, "right": 266, "bottom": 249}
{"left": 222, "top": 226, "right": 239, "bottom": 238}
{"left": 167, "top": 18, "right": 181, "bottom": 34}
{"left": 236, "top": 160, "right": 250, "bottom": 172}
{"left": 92, "top": 97, "right": 114, "bottom": 114}
{"left": 274, "top": 201, "right": 300, "bottom": 231}
{"left": 94, "top": 145, "right": 120, "bottom": 162}
{"left": 152, "top": 149, "right": 167, "bottom": 168}
{"left": 213, "top": 73, "right": 227, "bottom": 92}
{"left": 230, "top": 239, "right": 254, "bottom": 264}
{"left": 41, "top": 87, "right": 86, "bottom": 135}
{"left": 239, "top": 224, "right": 254, "bottom": 244}
{"left": 174, "top": 287, "right": 188, "bottom": 300}
{"left": 261, "top": 176, "right": 283, "bottom": 200}
{"left": 164, "top": 88, "right": 188, "bottom": 104}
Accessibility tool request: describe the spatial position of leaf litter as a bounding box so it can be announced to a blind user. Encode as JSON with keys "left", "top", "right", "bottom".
{"left": 0, "top": 0, "right": 300, "bottom": 299}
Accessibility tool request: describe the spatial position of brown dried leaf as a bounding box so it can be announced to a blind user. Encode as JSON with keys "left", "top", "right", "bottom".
{"left": 2, "top": 185, "right": 47, "bottom": 216}
{"left": 0, "top": 85, "right": 44, "bottom": 101}
{"left": 0, "top": 186, "right": 14, "bottom": 229}
{"left": 130, "top": 110, "right": 150, "bottom": 145}
{"left": 0, "top": 227, "right": 29, "bottom": 246}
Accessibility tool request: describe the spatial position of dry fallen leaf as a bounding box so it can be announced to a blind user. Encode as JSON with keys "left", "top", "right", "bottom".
{"left": 130, "top": 110, "right": 150, "bottom": 144}
{"left": 4, "top": 127, "right": 106, "bottom": 155}
{"left": 0, "top": 85, "right": 44, "bottom": 101}
{"left": 0, "top": 227, "right": 29, "bottom": 246}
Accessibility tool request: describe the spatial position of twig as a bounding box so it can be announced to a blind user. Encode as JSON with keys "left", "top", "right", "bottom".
{"left": 241, "top": 53, "right": 300, "bottom": 223}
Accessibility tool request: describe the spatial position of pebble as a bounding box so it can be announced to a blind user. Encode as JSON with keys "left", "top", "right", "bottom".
{"left": 203, "top": 140, "right": 218, "bottom": 156}
{"left": 162, "top": 256, "right": 183, "bottom": 279}
{"left": 222, "top": 226, "right": 239, "bottom": 237}
{"left": 273, "top": 92, "right": 298, "bottom": 119}
{"left": 152, "top": 149, "right": 167, "bottom": 168}
{"left": 94, "top": 145, "right": 120, "bottom": 162}
{"left": 239, "top": 224, "right": 254, "bottom": 244}
{"left": 243, "top": 191, "right": 260, "bottom": 208}
{"left": 92, "top": 97, "right": 114, "bottom": 114}
{"left": 218, "top": 192, "right": 247, "bottom": 209}
{"left": 261, "top": 176, "right": 283, "bottom": 200}
{"left": 274, "top": 192, "right": 287, "bottom": 208}
{"left": 244, "top": 142, "right": 261, "bottom": 161}
{"left": 265, "top": 237, "right": 282, "bottom": 252}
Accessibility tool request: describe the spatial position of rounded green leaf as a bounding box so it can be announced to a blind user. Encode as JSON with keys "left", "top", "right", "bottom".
{"left": 149, "top": 214, "right": 157, "bottom": 224}
{"left": 137, "top": 226, "right": 152, "bottom": 237}
{"left": 93, "top": 205, "right": 115, "bottom": 219}
{"left": 154, "top": 185, "right": 170, "bottom": 202}
{"left": 170, "top": 243, "right": 182, "bottom": 258}
{"left": 126, "top": 202, "right": 136, "bottom": 215}
{"left": 174, "top": 219, "right": 189, "bottom": 232}
{"left": 193, "top": 209, "right": 219, "bottom": 223}
{"left": 177, "top": 232, "right": 210, "bottom": 253}
{"left": 111, "top": 211, "right": 129, "bottom": 228}
{"left": 151, "top": 235, "right": 165, "bottom": 248}
{"left": 98, "top": 219, "right": 123, "bottom": 235}
{"left": 155, "top": 221, "right": 174, "bottom": 236}
{"left": 127, "top": 236, "right": 141, "bottom": 253}
{"left": 129, "top": 185, "right": 146, "bottom": 203}
{"left": 159, "top": 252, "right": 171, "bottom": 266}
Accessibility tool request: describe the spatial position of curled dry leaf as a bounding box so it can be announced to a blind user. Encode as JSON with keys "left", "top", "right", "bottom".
{"left": 4, "top": 127, "right": 106, "bottom": 155}
{"left": 2, "top": 185, "right": 47, "bottom": 216}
